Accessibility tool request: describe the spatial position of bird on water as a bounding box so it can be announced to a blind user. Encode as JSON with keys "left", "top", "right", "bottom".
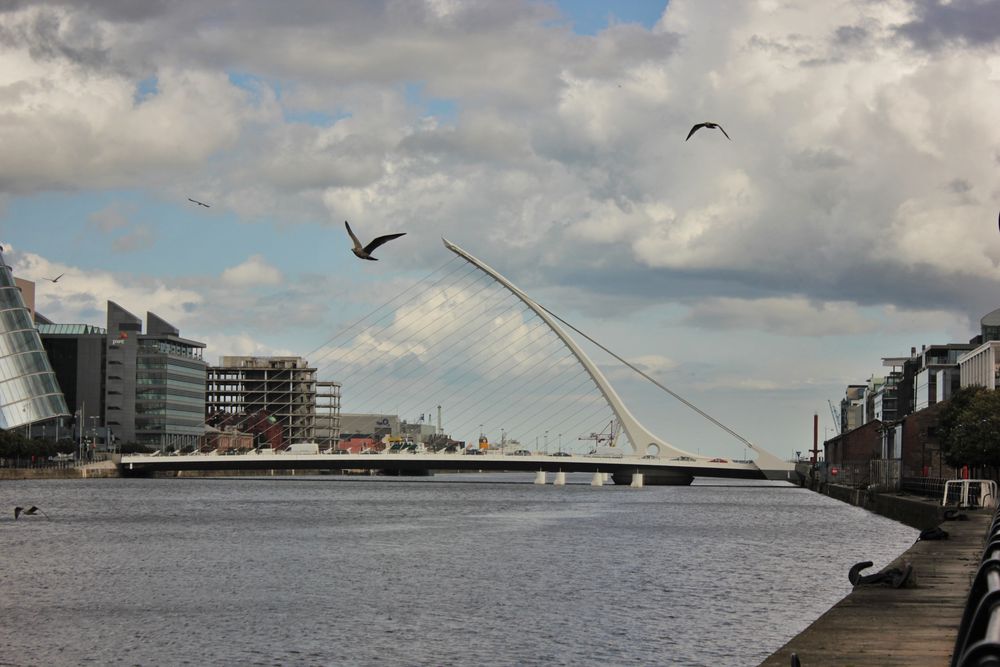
{"left": 686, "top": 122, "right": 731, "bottom": 141}
{"left": 345, "top": 221, "right": 406, "bottom": 261}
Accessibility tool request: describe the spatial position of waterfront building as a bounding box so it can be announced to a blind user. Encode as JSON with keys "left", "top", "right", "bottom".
{"left": 38, "top": 301, "right": 207, "bottom": 450}
{"left": 911, "top": 344, "right": 973, "bottom": 411}
{"left": 839, "top": 385, "right": 865, "bottom": 433}
{"left": 958, "top": 341, "right": 1000, "bottom": 390}
{"left": 206, "top": 356, "right": 340, "bottom": 448}
{"left": 339, "top": 412, "right": 399, "bottom": 441}
{"left": 980, "top": 307, "right": 1000, "bottom": 343}
{"left": 0, "top": 263, "right": 69, "bottom": 430}
{"left": 36, "top": 317, "right": 107, "bottom": 442}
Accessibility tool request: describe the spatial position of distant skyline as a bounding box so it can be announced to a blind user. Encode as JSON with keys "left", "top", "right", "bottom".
{"left": 2, "top": 0, "right": 999, "bottom": 458}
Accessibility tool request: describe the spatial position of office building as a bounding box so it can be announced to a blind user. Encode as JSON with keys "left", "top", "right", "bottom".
{"left": 0, "top": 259, "right": 69, "bottom": 430}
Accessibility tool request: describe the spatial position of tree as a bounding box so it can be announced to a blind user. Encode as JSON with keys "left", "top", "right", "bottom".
{"left": 938, "top": 386, "right": 1000, "bottom": 468}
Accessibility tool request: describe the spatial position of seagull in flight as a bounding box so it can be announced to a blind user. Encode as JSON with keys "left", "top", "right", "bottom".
{"left": 345, "top": 221, "right": 406, "bottom": 261}
{"left": 43, "top": 273, "right": 64, "bottom": 283}
{"left": 14, "top": 506, "right": 49, "bottom": 520}
{"left": 188, "top": 198, "right": 210, "bottom": 208}
{"left": 686, "top": 122, "right": 731, "bottom": 141}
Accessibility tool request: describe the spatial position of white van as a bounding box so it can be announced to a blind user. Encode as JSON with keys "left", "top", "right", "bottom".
{"left": 284, "top": 442, "right": 320, "bottom": 455}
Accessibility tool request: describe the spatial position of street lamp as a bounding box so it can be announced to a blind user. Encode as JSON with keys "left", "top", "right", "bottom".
{"left": 90, "top": 415, "right": 100, "bottom": 451}
{"left": 544, "top": 430, "right": 549, "bottom": 454}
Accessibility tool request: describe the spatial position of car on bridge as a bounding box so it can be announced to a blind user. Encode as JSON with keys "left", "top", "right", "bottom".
{"left": 550, "top": 452, "right": 571, "bottom": 457}
{"left": 708, "top": 457, "right": 729, "bottom": 463}
{"left": 670, "top": 456, "right": 697, "bottom": 462}
{"left": 464, "top": 449, "right": 484, "bottom": 455}
{"left": 510, "top": 449, "right": 532, "bottom": 456}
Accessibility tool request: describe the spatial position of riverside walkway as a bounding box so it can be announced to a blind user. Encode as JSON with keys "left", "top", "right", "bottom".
{"left": 761, "top": 499, "right": 989, "bottom": 666}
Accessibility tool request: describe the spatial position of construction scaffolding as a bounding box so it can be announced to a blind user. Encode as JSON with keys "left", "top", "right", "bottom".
{"left": 206, "top": 356, "right": 340, "bottom": 447}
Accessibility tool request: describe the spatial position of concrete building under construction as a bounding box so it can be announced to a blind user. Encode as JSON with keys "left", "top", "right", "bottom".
{"left": 205, "top": 356, "right": 341, "bottom": 448}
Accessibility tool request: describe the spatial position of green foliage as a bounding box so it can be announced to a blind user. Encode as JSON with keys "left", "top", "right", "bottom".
{"left": 117, "top": 442, "right": 152, "bottom": 454}
{"left": 0, "top": 430, "right": 74, "bottom": 459}
{"left": 939, "top": 386, "right": 1000, "bottom": 468}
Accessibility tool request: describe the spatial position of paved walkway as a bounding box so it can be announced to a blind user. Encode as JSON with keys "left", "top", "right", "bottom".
{"left": 760, "top": 508, "right": 990, "bottom": 667}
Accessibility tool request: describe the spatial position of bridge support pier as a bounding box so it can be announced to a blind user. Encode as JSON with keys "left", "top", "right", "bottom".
{"left": 630, "top": 472, "right": 644, "bottom": 488}
{"left": 591, "top": 472, "right": 604, "bottom": 486}
{"left": 553, "top": 471, "right": 566, "bottom": 486}
{"left": 534, "top": 470, "right": 546, "bottom": 485}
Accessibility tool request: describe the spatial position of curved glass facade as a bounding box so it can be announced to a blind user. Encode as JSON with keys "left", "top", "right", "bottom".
{"left": 0, "top": 258, "right": 69, "bottom": 429}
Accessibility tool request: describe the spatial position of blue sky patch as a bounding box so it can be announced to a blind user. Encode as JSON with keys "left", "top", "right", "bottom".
{"left": 133, "top": 75, "right": 159, "bottom": 105}
{"left": 553, "top": 0, "right": 667, "bottom": 35}
{"left": 404, "top": 82, "right": 458, "bottom": 122}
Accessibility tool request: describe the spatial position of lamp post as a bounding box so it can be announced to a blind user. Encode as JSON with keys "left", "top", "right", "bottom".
{"left": 90, "top": 415, "right": 100, "bottom": 452}
{"left": 544, "top": 430, "right": 549, "bottom": 454}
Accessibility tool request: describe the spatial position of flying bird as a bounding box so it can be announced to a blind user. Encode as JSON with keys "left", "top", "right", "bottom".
{"left": 188, "top": 198, "right": 210, "bottom": 208}
{"left": 14, "top": 506, "right": 48, "bottom": 520}
{"left": 43, "top": 273, "right": 64, "bottom": 283}
{"left": 345, "top": 221, "right": 406, "bottom": 261}
{"left": 685, "top": 122, "right": 731, "bottom": 141}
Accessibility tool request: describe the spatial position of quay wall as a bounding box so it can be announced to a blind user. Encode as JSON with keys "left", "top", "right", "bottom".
{"left": 819, "top": 482, "right": 945, "bottom": 530}
{"left": 0, "top": 463, "right": 120, "bottom": 480}
{"left": 760, "top": 481, "right": 987, "bottom": 665}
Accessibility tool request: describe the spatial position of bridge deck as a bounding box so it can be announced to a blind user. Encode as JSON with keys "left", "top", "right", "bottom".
{"left": 120, "top": 452, "right": 778, "bottom": 482}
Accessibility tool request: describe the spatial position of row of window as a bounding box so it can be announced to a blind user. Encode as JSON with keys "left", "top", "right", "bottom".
{"left": 137, "top": 397, "right": 207, "bottom": 410}
{"left": 0, "top": 394, "right": 67, "bottom": 430}
{"left": 0, "top": 366, "right": 63, "bottom": 405}
{"left": 0, "top": 307, "right": 35, "bottom": 335}
{"left": 0, "top": 328, "right": 44, "bottom": 357}
{"left": 0, "top": 288, "right": 29, "bottom": 312}
{"left": 136, "top": 389, "right": 205, "bottom": 401}
{"left": 137, "top": 359, "right": 207, "bottom": 375}
{"left": 136, "top": 373, "right": 209, "bottom": 388}
{"left": 139, "top": 340, "right": 205, "bottom": 359}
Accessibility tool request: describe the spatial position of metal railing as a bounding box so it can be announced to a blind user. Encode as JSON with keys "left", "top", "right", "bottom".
{"left": 869, "top": 458, "right": 901, "bottom": 491}
{"left": 951, "top": 506, "right": 1000, "bottom": 666}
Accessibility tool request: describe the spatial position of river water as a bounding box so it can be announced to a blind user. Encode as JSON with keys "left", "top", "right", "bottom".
{"left": 1, "top": 474, "right": 916, "bottom": 666}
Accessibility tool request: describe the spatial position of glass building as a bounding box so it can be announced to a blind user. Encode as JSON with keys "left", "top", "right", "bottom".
{"left": 0, "top": 253, "right": 69, "bottom": 429}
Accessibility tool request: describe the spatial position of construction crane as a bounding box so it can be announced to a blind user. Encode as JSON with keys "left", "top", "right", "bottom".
{"left": 828, "top": 400, "right": 841, "bottom": 435}
{"left": 579, "top": 420, "right": 620, "bottom": 453}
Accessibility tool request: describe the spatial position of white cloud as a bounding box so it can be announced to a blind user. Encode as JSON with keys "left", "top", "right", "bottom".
{"left": 11, "top": 249, "right": 202, "bottom": 328}
{"left": 220, "top": 254, "right": 283, "bottom": 287}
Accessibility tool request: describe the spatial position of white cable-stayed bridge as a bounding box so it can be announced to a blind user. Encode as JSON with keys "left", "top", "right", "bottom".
{"left": 123, "top": 239, "right": 795, "bottom": 485}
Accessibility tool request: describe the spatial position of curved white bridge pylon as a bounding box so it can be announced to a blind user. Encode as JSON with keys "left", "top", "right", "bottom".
{"left": 442, "top": 238, "right": 793, "bottom": 480}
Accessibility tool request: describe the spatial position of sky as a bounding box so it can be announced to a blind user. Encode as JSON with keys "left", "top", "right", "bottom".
{"left": 2, "top": 0, "right": 999, "bottom": 460}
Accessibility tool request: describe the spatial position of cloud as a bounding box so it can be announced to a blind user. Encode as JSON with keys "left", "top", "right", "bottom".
{"left": 220, "top": 254, "right": 283, "bottom": 287}
{"left": 110, "top": 223, "right": 154, "bottom": 252}
{"left": 684, "top": 297, "right": 878, "bottom": 337}
{"left": 896, "top": 0, "right": 1000, "bottom": 50}
{"left": 87, "top": 203, "right": 130, "bottom": 232}
{"left": 11, "top": 249, "right": 202, "bottom": 327}
{"left": 86, "top": 203, "right": 155, "bottom": 252}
